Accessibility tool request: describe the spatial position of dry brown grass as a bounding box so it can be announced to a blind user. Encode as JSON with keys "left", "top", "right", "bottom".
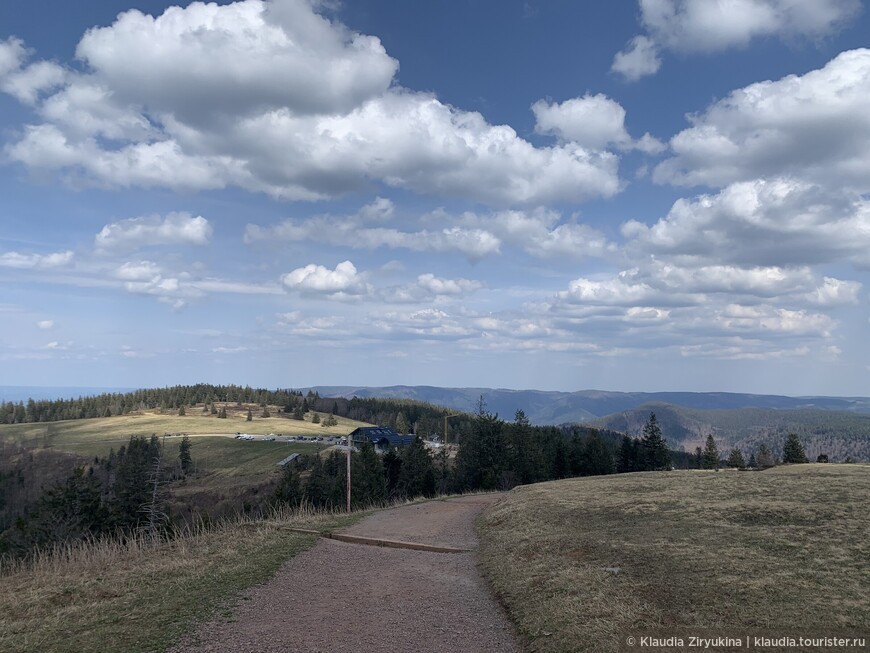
{"left": 0, "top": 504, "right": 359, "bottom": 653}
{"left": 0, "top": 407, "right": 367, "bottom": 451}
{"left": 478, "top": 464, "right": 870, "bottom": 653}
{"left": 0, "top": 409, "right": 367, "bottom": 511}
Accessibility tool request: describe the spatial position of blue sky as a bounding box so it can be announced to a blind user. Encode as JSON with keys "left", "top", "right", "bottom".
{"left": 1, "top": 0, "right": 869, "bottom": 395}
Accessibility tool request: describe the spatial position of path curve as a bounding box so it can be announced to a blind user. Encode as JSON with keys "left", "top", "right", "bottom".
{"left": 169, "top": 494, "right": 520, "bottom": 653}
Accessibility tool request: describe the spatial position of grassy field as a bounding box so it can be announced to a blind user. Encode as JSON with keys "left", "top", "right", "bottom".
{"left": 478, "top": 465, "right": 870, "bottom": 653}
{"left": 0, "top": 407, "right": 371, "bottom": 516}
{"left": 0, "top": 505, "right": 361, "bottom": 653}
{"left": 0, "top": 407, "right": 366, "bottom": 450}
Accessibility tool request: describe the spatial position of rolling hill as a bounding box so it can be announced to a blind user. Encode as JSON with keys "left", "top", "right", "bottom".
{"left": 311, "top": 385, "right": 870, "bottom": 424}
{"left": 312, "top": 385, "right": 870, "bottom": 462}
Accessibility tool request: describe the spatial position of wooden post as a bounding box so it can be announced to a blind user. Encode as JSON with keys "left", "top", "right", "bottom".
{"left": 346, "top": 437, "right": 352, "bottom": 513}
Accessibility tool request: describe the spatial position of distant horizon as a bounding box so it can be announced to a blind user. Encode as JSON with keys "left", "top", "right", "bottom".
{"left": 2, "top": 382, "right": 869, "bottom": 405}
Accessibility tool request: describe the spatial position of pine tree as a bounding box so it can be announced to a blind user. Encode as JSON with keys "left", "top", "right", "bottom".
{"left": 702, "top": 434, "right": 720, "bottom": 469}
{"left": 382, "top": 449, "right": 403, "bottom": 499}
{"left": 292, "top": 406, "right": 305, "bottom": 420}
{"left": 782, "top": 433, "right": 808, "bottom": 464}
{"left": 454, "top": 398, "right": 503, "bottom": 490}
{"left": 178, "top": 405, "right": 185, "bottom": 416}
{"left": 395, "top": 412, "right": 409, "bottom": 435}
{"left": 311, "top": 412, "right": 321, "bottom": 424}
{"left": 726, "top": 447, "right": 745, "bottom": 468}
{"left": 246, "top": 408, "right": 253, "bottom": 422}
{"left": 353, "top": 440, "right": 387, "bottom": 507}
{"left": 218, "top": 406, "right": 227, "bottom": 419}
{"left": 640, "top": 413, "right": 670, "bottom": 471}
{"left": 398, "top": 436, "right": 436, "bottom": 499}
{"left": 261, "top": 405, "right": 270, "bottom": 418}
{"left": 178, "top": 435, "right": 193, "bottom": 476}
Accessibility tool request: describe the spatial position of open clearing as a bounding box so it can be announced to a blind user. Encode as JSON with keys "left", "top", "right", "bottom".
{"left": 0, "top": 408, "right": 367, "bottom": 451}
{"left": 0, "top": 409, "right": 369, "bottom": 497}
{"left": 478, "top": 464, "right": 870, "bottom": 653}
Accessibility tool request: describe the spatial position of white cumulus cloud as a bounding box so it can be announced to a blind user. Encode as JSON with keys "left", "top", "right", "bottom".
{"left": 281, "top": 260, "right": 369, "bottom": 296}
{"left": 613, "top": 0, "right": 861, "bottom": 79}
{"left": 611, "top": 35, "right": 662, "bottom": 81}
{"left": 1, "top": 2, "right": 622, "bottom": 206}
{"left": 655, "top": 49, "right": 870, "bottom": 191}
{"left": 95, "top": 212, "right": 212, "bottom": 250}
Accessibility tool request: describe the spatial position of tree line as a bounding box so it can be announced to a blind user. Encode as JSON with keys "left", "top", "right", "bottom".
{"left": 273, "top": 405, "right": 663, "bottom": 513}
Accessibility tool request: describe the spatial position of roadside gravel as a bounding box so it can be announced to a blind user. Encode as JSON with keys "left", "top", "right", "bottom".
{"left": 168, "top": 494, "right": 520, "bottom": 653}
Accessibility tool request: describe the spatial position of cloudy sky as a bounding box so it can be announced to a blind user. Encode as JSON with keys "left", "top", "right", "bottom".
{"left": 1, "top": 0, "right": 869, "bottom": 395}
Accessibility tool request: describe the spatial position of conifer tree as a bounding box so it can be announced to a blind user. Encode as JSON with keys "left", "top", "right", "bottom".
{"left": 726, "top": 447, "right": 745, "bottom": 468}
{"left": 382, "top": 449, "right": 403, "bottom": 499}
{"left": 702, "top": 434, "right": 720, "bottom": 469}
{"left": 398, "top": 436, "right": 436, "bottom": 498}
{"left": 178, "top": 435, "right": 193, "bottom": 476}
{"left": 353, "top": 441, "right": 387, "bottom": 506}
{"left": 246, "top": 408, "right": 253, "bottom": 422}
{"left": 782, "top": 433, "right": 808, "bottom": 464}
{"left": 273, "top": 465, "right": 303, "bottom": 507}
{"left": 640, "top": 413, "right": 670, "bottom": 470}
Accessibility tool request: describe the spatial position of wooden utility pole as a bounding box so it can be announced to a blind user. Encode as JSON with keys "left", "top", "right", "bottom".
{"left": 346, "top": 437, "right": 352, "bottom": 513}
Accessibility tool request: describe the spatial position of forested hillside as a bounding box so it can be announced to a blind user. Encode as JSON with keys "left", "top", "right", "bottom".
{"left": 594, "top": 403, "right": 870, "bottom": 462}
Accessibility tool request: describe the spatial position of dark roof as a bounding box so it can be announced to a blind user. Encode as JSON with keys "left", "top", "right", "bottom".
{"left": 350, "top": 426, "right": 416, "bottom": 447}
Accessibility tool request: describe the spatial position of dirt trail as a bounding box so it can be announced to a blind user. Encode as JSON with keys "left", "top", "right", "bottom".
{"left": 169, "top": 494, "right": 520, "bottom": 653}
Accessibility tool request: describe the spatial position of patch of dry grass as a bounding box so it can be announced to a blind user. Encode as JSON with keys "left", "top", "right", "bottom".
{"left": 478, "top": 465, "right": 870, "bottom": 653}
{"left": 0, "top": 408, "right": 367, "bottom": 451}
{"left": 0, "top": 505, "right": 360, "bottom": 653}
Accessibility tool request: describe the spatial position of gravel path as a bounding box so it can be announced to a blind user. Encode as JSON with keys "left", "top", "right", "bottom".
{"left": 169, "top": 494, "right": 520, "bottom": 653}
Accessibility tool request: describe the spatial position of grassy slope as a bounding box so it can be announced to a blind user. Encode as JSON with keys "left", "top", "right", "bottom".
{"left": 0, "top": 408, "right": 366, "bottom": 449}
{"left": 0, "top": 408, "right": 369, "bottom": 495}
{"left": 0, "top": 404, "right": 365, "bottom": 518}
{"left": 478, "top": 465, "right": 870, "bottom": 653}
{"left": 0, "top": 507, "right": 360, "bottom": 653}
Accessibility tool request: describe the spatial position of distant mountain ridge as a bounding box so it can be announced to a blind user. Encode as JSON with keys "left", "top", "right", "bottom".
{"left": 310, "top": 385, "right": 870, "bottom": 425}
